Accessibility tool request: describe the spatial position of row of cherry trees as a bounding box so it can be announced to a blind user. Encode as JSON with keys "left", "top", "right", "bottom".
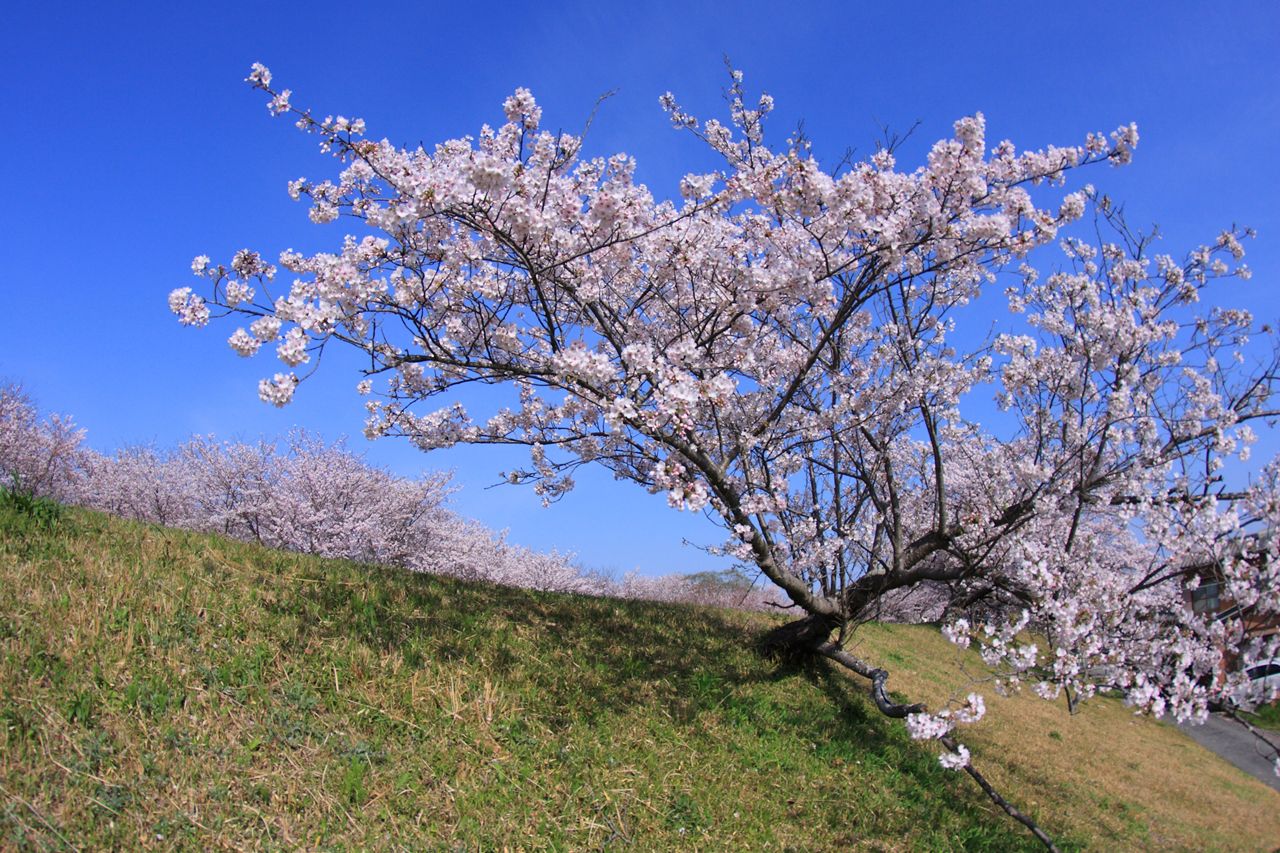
{"left": 0, "top": 383, "right": 782, "bottom": 609}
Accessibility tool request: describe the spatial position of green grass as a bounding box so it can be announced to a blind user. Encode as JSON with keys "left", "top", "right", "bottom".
{"left": 1242, "top": 701, "right": 1280, "bottom": 732}
{"left": 1, "top": 501, "right": 1277, "bottom": 850}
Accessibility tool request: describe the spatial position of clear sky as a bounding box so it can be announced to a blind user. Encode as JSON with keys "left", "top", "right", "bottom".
{"left": 2, "top": 1, "right": 1278, "bottom": 576}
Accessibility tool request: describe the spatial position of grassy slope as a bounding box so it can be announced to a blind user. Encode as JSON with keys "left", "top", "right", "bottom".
{"left": 1, "top": 503, "right": 1277, "bottom": 851}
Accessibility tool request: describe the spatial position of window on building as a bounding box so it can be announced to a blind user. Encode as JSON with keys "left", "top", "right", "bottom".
{"left": 1191, "top": 582, "right": 1221, "bottom": 614}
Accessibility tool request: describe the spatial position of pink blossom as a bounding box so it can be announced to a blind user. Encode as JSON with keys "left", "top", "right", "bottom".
{"left": 258, "top": 373, "right": 298, "bottom": 407}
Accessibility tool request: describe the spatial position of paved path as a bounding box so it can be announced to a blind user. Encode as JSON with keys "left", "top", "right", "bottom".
{"left": 1177, "top": 713, "right": 1280, "bottom": 792}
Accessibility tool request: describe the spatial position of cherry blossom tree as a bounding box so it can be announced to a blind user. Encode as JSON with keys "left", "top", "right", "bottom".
{"left": 171, "top": 65, "right": 1280, "bottom": 847}
{"left": 175, "top": 435, "right": 275, "bottom": 540}
{"left": 0, "top": 384, "right": 83, "bottom": 500}
{"left": 76, "top": 444, "right": 193, "bottom": 526}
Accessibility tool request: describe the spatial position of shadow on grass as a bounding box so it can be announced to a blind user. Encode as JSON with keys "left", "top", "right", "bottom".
{"left": 264, "top": 553, "right": 870, "bottom": 739}
{"left": 253, "top": 553, "right": 1037, "bottom": 846}
{"left": 262, "top": 554, "right": 779, "bottom": 718}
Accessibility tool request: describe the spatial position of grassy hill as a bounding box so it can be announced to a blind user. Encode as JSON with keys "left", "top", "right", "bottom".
{"left": 2, "top": 499, "right": 1277, "bottom": 851}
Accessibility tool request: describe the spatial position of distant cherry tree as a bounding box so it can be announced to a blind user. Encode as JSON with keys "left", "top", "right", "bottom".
{"left": 171, "top": 65, "right": 1279, "bottom": 847}
{"left": 0, "top": 384, "right": 83, "bottom": 499}
{"left": 77, "top": 444, "right": 192, "bottom": 526}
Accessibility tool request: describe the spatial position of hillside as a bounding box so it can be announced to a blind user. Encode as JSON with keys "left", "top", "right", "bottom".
{"left": 2, "top": 499, "right": 1277, "bottom": 850}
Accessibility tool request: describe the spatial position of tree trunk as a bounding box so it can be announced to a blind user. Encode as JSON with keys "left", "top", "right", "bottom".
{"left": 756, "top": 612, "right": 841, "bottom": 660}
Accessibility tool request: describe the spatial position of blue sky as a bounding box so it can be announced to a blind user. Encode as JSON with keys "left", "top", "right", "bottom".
{"left": 2, "top": 1, "right": 1277, "bottom": 576}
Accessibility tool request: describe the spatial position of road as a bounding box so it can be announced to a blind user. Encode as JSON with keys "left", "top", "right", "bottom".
{"left": 1177, "top": 713, "right": 1280, "bottom": 792}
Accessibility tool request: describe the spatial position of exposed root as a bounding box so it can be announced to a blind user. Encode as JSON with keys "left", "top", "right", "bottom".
{"left": 814, "top": 641, "right": 925, "bottom": 718}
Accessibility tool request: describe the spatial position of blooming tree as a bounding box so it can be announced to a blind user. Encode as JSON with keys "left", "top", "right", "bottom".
{"left": 76, "top": 444, "right": 192, "bottom": 526}
{"left": 0, "top": 384, "right": 83, "bottom": 500}
{"left": 171, "top": 65, "right": 1280, "bottom": 846}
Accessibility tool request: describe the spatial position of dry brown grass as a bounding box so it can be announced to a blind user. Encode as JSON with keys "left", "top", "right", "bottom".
{"left": 850, "top": 622, "right": 1280, "bottom": 850}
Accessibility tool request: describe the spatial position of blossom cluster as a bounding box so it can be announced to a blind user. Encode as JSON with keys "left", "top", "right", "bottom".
{"left": 905, "top": 693, "right": 985, "bottom": 770}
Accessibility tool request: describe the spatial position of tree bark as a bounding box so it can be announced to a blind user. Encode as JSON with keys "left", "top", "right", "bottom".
{"left": 941, "top": 734, "right": 1061, "bottom": 853}
{"left": 756, "top": 613, "right": 841, "bottom": 661}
